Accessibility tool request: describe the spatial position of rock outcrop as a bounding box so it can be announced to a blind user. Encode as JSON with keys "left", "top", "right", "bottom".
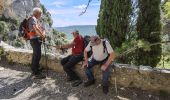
{"left": 0, "top": 0, "right": 66, "bottom": 51}
{"left": 1, "top": 41, "right": 170, "bottom": 94}
{"left": 0, "top": 0, "right": 40, "bottom": 20}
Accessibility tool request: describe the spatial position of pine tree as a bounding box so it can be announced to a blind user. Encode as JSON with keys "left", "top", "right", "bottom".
{"left": 136, "top": 0, "right": 162, "bottom": 67}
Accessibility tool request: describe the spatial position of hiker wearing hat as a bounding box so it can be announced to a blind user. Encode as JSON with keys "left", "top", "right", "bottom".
{"left": 83, "top": 35, "right": 115, "bottom": 94}
{"left": 56, "top": 30, "right": 84, "bottom": 87}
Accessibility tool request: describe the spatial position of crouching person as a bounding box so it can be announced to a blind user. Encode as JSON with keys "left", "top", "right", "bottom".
{"left": 83, "top": 36, "right": 115, "bottom": 94}
{"left": 56, "top": 30, "right": 84, "bottom": 87}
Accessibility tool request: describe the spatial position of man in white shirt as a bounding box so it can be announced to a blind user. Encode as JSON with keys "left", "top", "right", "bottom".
{"left": 83, "top": 35, "right": 116, "bottom": 94}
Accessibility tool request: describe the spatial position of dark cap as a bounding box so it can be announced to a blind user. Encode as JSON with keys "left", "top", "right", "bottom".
{"left": 71, "top": 30, "right": 79, "bottom": 34}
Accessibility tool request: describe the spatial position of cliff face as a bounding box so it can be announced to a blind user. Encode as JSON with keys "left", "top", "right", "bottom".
{"left": 0, "top": 0, "right": 40, "bottom": 20}
{"left": 0, "top": 0, "right": 66, "bottom": 51}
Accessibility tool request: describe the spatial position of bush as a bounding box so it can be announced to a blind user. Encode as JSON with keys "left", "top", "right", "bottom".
{"left": 0, "top": 21, "right": 8, "bottom": 34}
{"left": 40, "top": 4, "right": 47, "bottom": 14}
{"left": 0, "top": 15, "right": 19, "bottom": 25}
{"left": 13, "top": 38, "right": 24, "bottom": 47}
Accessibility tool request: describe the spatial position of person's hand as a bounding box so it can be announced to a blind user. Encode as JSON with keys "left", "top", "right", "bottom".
{"left": 82, "top": 60, "right": 88, "bottom": 69}
{"left": 41, "top": 35, "right": 46, "bottom": 40}
{"left": 101, "top": 64, "right": 108, "bottom": 71}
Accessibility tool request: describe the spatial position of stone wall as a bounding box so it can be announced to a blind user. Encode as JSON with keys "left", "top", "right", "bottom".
{"left": 0, "top": 41, "right": 170, "bottom": 94}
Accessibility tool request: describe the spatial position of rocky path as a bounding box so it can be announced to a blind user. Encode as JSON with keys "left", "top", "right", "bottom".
{"left": 0, "top": 63, "right": 169, "bottom": 100}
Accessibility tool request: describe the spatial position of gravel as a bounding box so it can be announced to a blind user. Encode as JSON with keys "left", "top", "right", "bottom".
{"left": 0, "top": 63, "right": 169, "bottom": 100}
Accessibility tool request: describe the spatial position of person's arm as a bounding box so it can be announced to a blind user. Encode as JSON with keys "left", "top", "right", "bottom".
{"left": 32, "top": 24, "right": 45, "bottom": 39}
{"left": 58, "top": 42, "right": 75, "bottom": 49}
{"left": 101, "top": 52, "right": 116, "bottom": 71}
{"left": 82, "top": 43, "right": 91, "bottom": 67}
{"left": 83, "top": 50, "right": 88, "bottom": 67}
{"left": 101, "top": 41, "right": 116, "bottom": 71}
{"left": 56, "top": 36, "right": 80, "bottom": 49}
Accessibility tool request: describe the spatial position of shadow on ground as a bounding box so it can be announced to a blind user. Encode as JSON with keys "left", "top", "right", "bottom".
{"left": 0, "top": 62, "right": 170, "bottom": 100}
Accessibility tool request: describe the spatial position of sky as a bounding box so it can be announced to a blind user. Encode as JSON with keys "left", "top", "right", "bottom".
{"left": 40, "top": 0, "right": 101, "bottom": 27}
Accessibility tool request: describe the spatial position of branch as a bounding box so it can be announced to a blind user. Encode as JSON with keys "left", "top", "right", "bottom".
{"left": 79, "top": 0, "right": 92, "bottom": 16}
{"left": 162, "top": 0, "right": 168, "bottom": 6}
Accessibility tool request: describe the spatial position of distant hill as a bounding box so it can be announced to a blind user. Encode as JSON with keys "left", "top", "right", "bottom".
{"left": 55, "top": 25, "right": 97, "bottom": 39}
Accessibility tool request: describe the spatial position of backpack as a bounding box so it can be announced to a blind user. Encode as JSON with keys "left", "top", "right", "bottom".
{"left": 102, "top": 39, "right": 108, "bottom": 54}
{"left": 83, "top": 35, "right": 92, "bottom": 58}
{"left": 19, "top": 17, "right": 33, "bottom": 40}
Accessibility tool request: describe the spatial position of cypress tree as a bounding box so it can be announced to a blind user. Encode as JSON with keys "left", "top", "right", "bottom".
{"left": 96, "top": 0, "right": 132, "bottom": 49}
{"left": 136, "top": 0, "right": 162, "bottom": 67}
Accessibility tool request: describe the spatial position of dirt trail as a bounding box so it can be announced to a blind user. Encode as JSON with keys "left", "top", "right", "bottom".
{"left": 0, "top": 63, "right": 169, "bottom": 100}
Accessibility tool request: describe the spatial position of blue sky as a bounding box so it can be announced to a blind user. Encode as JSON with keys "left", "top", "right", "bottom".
{"left": 40, "top": 0, "right": 101, "bottom": 27}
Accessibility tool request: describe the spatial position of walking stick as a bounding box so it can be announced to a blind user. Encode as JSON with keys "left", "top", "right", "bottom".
{"left": 43, "top": 40, "right": 48, "bottom": 77}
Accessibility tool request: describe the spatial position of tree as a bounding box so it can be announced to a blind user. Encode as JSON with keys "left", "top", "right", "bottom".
{"left": 136, "top": 0, "right": 162, "bottom": 67}
{"left": 96, "top": 0, "right": 133, "bottom": 63}
{"left": 96, "top": 0, "right": 132, "bottom": 49}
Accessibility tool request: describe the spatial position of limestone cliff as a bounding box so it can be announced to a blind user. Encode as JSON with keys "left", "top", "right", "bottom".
{"left": 0, "top": 0, "right": 66, "bottom": 51}
{"left": 0, "top": 0, "right": 40, "bottom": 20}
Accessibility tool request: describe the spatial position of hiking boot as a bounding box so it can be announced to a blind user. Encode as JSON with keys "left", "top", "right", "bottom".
{"left": 32, "top": 74, "right": 46, "bottom": 79}
{"left": 67, "top": 77, "right": 80, "bottom": 82}
{"left": 84, "top": 80, "right": 95, "bottom": 87}
{"left": 72, "top": 80, "right": 83, "bottom": 87}
{"left": 102, "top": 86, "right": 109, "bottom": 94}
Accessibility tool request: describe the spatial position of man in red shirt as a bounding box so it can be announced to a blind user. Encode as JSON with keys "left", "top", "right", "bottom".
{"left": 56, "top": 30, "right": 84, "bottom": 87}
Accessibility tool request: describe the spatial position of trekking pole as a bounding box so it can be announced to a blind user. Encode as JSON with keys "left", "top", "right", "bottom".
{"left": 39, "top": 40, "right": 56, "bottom": 48}
{"left": 43, "top": 39, "right": 48, "bottom": 77}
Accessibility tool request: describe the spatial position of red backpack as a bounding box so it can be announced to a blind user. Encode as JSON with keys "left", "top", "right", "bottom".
{"left": 19, "top": 17, "right": 35, "bottom": 40}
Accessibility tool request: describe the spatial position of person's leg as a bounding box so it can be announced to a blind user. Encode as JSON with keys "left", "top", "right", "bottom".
{"left": 84, "top": 58, "right": 99, "bottom": 87}
{"left": 36, "top": 39, "right": 42, "bottom": 74}
{"left": 102, "top": 66, "right": 111, "bottom": 85}
{"left": 101, "top": 58, "right": 111, "bottom": 94}
{"left": 30, "top": 39, "right": 38, "bottom": 75}
{"left": 61, "top": 55, "right": 72, "bottom": 80}
{"left": 61, "top": 55, "right": 72, "bottom": 66}
{"left": 85, "top": 58, "right": 99, "bottom": 81}
{"left": 30, "top": 39, "right": 42, "bottom": 75}
{"left": 63, "top": 54, "right": 83, "bottom": 80}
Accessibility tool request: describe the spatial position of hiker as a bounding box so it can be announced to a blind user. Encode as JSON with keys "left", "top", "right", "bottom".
{"left": 56, "top": 30, "right": 84, "bottom": 87}
{"left": 83, "top": 35, "right": 115, "bottom": 94}
{"left": 29, "top": 7, "right": 46, "bottom": 79}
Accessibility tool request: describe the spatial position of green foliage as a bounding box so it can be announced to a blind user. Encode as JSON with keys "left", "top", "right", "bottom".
{"left": 46, "top": 13, "right": 53, "bottom": 27}
{"left": 96, "top": 0, "right": 132, "bottom": 49}
{"left": 0, "top": 15, "right": 19, "bottom": 26}
{"left": 115, "top": 39, "right": 153, "bottom": 64}
{"left": 40, "top": 4, "right": 47, "bottom": 15}
{"left": 115, "top": 39, "right": 137, "bottom": 64}
{"left": 0, "top": 47, "right": 4, "bottom": 56}
{"left": 136, "top": 0, "right": 162, "bottom": 67}
{"left": 0, "top": 21, "right": 9, "bottom": 41}
{"left": 0, "top": 21, "right": 8, "bottom": 34}
{"left": 96, "top": 0, "right": 133, "bottom": 63}
{"left": 40, "top": 4, "right": 53, "bottom": 27}
{"left": 52, "top": 29, "right": 68, "bottom": 45}
{"left": 13, "top": 38, "right": 25, "bottom": 47}
{"left": 162, "top": 1, "right": 170, "bottom": 19}
{"left": 137, "top": 40, "right": 151, "bottom": 52}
